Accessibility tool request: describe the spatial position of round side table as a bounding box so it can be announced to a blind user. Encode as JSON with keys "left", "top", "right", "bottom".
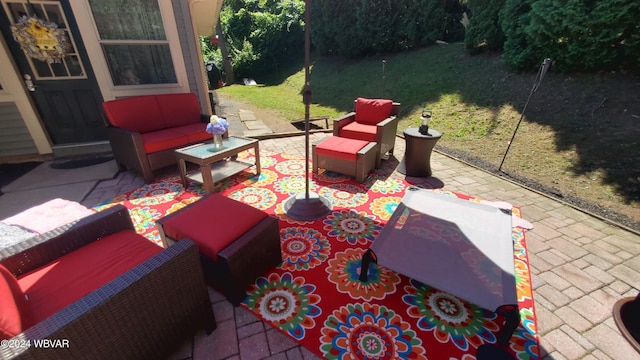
{"left": 397, "top": 127, "right": 442, "bottom": 177}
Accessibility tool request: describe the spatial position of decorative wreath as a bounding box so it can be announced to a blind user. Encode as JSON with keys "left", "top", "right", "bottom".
{"left": 11, "top": 15, "right": 69, "bottom": 63}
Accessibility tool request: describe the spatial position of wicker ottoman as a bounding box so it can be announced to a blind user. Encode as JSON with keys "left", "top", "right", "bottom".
{"left": 156, "top": 194, "right": 281, "bottom": 306}
{"left": 313, "top": 136, "right": 377, "bottom": 182}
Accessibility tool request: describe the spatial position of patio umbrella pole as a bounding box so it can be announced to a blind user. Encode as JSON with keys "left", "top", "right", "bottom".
{"left": 283, "top": 0, "right": 332, "bottom": 220}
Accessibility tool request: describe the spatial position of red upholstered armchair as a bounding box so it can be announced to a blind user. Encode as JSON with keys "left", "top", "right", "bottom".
{"left": 0, "top": 205, "right": 215, "bottom": 359}
{"left": 333, "top": 98, "right": 401, "bottom": 167}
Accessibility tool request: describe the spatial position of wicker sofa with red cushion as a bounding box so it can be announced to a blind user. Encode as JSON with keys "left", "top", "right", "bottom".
{"left": 103, "top": 93, "right": 214, "bottom": 183}
{"left": 0, "top": 205, "right": 216, "bottom": 360}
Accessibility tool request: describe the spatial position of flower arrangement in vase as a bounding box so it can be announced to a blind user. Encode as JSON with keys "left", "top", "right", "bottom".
{"left": 206, "top": 115, "right": 229, "bottom": 148}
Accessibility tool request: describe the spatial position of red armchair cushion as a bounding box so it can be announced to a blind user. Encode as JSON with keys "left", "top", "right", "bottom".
{"left": 0, "top": 265, "right": 32, "bottom": 340}
{"left": 156, "top": 93, "right": 202, "bottom": 128}
{"left": 162, "top": 194, "right": 268, "bottom": 261}
{"left": 316, "top": 136, "right": 369, "bottom": 161}
{"left": 17, "top": 230, "right": 162, "bottom": 323}
{"left": 339, "top": 122, "right": 378, "bottom": 142}
{"left": 354, "top": 98, "right": 393, "bottom": 125}
{"left": 103, "top": 95, "right": 165, "bottom": 133}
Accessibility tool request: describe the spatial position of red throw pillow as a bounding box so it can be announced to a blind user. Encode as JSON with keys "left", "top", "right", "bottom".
{"left": 354, "top": 98, "right": 393, "bottom": 125}
{"left": 0, "top": 265, "right": 32, "bottom": 340}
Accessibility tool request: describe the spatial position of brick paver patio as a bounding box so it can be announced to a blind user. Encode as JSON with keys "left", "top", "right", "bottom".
{"left": 77, "top": 106, "right": 640, "bottom": 360}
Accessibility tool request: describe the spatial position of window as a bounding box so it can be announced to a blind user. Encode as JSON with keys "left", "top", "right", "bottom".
{"left": 89, "top": 0, "right": 177, "bottom": 86}
{"left": 4, "top": 0, "right": 86, "bottom": 80}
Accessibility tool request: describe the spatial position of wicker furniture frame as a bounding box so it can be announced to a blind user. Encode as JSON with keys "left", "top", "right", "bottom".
{"left": 333, "top": 101, "right": 401, "bottom": 167}
{"left": 105, "top": 118, "right": 217, "bottom": 183}
{"left": 0, "top": 205, "right": 216, "bottom": 360}
{"left": 312, "top": 138, "right": 377, "bottom": 183}
{"left": 156, "top": 195, "right": 282, "bottom": 306}
{"left": 103, "top": 93, "right": 218, "bottom": 183}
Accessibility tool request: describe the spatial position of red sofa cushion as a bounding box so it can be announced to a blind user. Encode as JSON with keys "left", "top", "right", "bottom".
{"left": 169, "top": 123, "right": 212, "bottom": 143}
{"left": 339, "top": 121, "right": 378, "bottom": 142}
{"left": 141, "top": 129, "right": 191, "bottom": 154}
{"left": 156, "top": 93, "right": 202, "bottom": 128}
{"left": 0, "top": 265, "right": 33, "bottom": 340}
{"left": 103, "top": 95, "right": 165, "bottom": 133}
{"left": 316, "top": 136, "right": 369, "bottom": 161}
{"left": 17, "top": 230, "right": 162, "bottom": 323}
{"left": 162, "top": 194, "right": 268, "bottom": 261}
{"left": 354, "top": 98, "right": 393, "bottom": 125}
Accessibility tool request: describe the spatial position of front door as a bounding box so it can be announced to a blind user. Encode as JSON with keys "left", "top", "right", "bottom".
{"left": 0, "top": 0, "right": 105, "bottom": 145}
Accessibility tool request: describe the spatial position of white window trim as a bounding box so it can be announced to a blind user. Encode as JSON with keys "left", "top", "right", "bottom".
{"left": 69, "top": 0, "right": 189, "bottom": 101}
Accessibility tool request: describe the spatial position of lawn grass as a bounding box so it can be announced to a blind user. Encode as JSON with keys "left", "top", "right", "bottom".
{"left": 221, "top": 44, "right": 515, "bottom": 133}
{"left": 217, "top": 43, "right": 640, "bottom": 229}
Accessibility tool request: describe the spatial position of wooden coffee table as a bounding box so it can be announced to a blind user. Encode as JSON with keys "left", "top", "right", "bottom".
{"left": 175, "top": 136, "right": 260, "bottom": 193}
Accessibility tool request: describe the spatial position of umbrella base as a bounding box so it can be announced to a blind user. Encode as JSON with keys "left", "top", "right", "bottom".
{"left": 283, "top": 192, "right": 332, "bottom": 220}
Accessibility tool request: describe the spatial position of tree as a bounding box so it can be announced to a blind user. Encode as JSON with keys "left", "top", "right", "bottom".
{"left": 310, "top": 0, "right": 465, "bottom": 58}
{"left": 526, "top": 0, "right": 640, "bottom": 72}
{"left": 500, "top": 0, "right": 640, "bottom": 72}
{"left": 500, "top": 0, "right": 541, "bottom": 71}
{"left": 464, "top": 0, "right": 505, "bottom": 54}
{"left": 219, "top": 0, "right": 305, "bottom": 79}
{"left": 216, "top": 21, "right": 235, "bottom": 84}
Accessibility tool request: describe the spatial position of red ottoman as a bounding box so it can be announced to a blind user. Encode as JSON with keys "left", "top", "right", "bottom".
{"left": 156, "top": 194, "right": 281, "bottom": 306}
{"left": 312, "top": 136, "right": 377, "bottom": 182}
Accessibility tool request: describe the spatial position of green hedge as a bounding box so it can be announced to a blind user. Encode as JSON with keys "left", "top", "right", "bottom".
{"left": 310, "top": 0, "right": 465, "bottom": 58}
{"left": 464, "top": 0, "right": 505, "bottom": 54}
{"left": 211, "top": 0, "right": 467, "bottom": 76}
{"left": 467, "top": 0, "right": 640, "bottom": 72}
{"left": 500, "top": 0, "right": 542, "bottom": 71}
{"left": 219, "top": 0, "right": 305, "bottom": 79}
{"left": 213, "top": 0, "right": 640, "bottom": 75}
{"left": 525, "top": 0, "right": 640, "bottom": 72}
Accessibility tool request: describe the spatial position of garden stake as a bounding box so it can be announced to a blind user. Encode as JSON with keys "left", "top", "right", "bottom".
{"left": 499, "top": 58, "right": 551, "bottom": 172}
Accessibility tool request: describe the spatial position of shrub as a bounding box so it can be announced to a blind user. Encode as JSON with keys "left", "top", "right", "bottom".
{"left": 443, "top": 0, "right": 467, "bottom": 43}
{"left": 500, "top": 0, "right": 543, "bottom": 71}
{"left": 310, "top": 0, "right": 465, "bottom": 58}
{"left": 501, "top": 0, "right": 640, "bottom": 72}
{"left": 219, "top": 0, "right": 305, "bottom": 79}
{"left": 464, "top": 0, "right": 505, "bottom": 54}
{"left": 527, "top": 0, "right": 640, "bottom": 72}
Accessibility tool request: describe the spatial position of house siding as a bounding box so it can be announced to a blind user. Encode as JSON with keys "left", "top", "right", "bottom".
{"left": 172, "top": 0, "right": 210, "bottom": 114}
{"left": 0, "top": 101, "right": 38, "bottom": 157}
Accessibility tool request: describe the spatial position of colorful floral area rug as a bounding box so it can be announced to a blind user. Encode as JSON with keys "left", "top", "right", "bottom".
{"left": 94, "top": 150, "right": 539, "bottom": 360}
